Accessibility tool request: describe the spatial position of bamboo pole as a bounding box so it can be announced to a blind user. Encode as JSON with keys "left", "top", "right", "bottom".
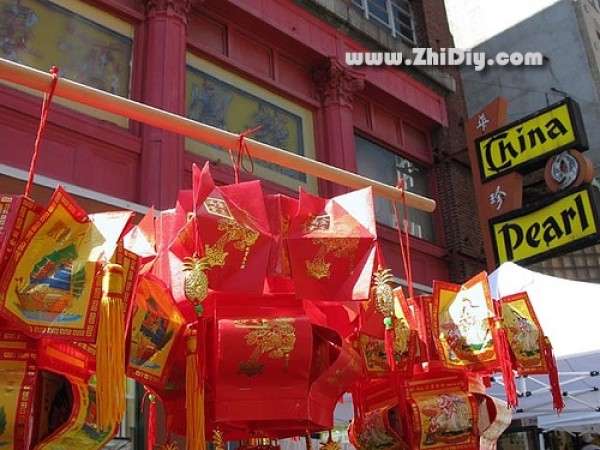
{"left": 0, "top": 58, "right": 436, "bottom": 212}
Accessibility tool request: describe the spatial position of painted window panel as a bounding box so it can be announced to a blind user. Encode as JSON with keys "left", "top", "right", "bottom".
{"left": 185, "top": 54, "right": 317, "bottom": 193}
{"left": 0, "top": 0, "right": 132, "bottom": 97}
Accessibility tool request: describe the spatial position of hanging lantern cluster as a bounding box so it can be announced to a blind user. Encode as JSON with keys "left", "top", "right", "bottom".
{"left": 0, "top": 161, "right": 563, "bottom": 450}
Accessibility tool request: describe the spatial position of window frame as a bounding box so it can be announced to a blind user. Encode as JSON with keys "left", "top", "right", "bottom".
{"left": 353, "top": 0, "right": 417, "bottom": 46}
{"left": 354, "top": 133, "right": 438, "bottom": 243}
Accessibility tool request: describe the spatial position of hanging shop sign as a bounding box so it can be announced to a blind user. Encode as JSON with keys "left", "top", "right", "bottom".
{"left": 489, "top": 184, "right": 600, "bottom": 265}
{"left": 474, "top": 98, "right": 587, "bottom": 183}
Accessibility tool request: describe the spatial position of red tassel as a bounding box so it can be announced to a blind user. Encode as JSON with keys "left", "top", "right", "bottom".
{"left": 543, "top": 336, "right": 564, "bottom": 413}
{"left": 384, "top": 317, "right": 396, "bottom": 371}
{"left": 148, "top": 394, "right": 157, "bottom": 450}
{"left": 492, "top": 317, "right": 518, "bottom": 408}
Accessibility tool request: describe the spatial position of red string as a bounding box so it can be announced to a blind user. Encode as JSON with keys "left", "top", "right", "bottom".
{"left": 228, "top": 125, "right": 262, "bottom": 183}
{"left": 393, "top": 180, "right": 414, "bottom": 298}
{"left": 25, "top": 66, "right": 59, "bottom": 198}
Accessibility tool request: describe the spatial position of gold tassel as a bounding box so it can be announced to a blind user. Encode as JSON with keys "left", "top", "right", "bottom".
{"left": 96, "top": 263, "right": 126, "bottom": 431}
{"left": 186, "top": 329, "right": 205, "bottom": 450}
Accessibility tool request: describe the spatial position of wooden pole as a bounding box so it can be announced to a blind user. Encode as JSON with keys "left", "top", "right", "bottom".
{"left": 0, "top": 58, "right": 436, "bottom": 212}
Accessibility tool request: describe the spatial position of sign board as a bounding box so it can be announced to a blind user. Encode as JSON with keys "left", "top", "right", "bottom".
{"left": 475, "top": 99, "right": 587, "bottom": 183}
{"left": 489, "top": 184, "right": 600, "bottom": 265}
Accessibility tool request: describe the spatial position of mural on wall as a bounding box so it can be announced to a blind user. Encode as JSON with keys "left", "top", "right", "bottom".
{"left": 186, "top": 66, "right": 307, "bottom": 185}
{"left": 0, "top": 0, "right": 132, "bottom": 96}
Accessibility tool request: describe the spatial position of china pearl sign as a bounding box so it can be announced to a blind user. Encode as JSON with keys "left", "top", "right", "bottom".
{"left": 474, "top": 98, "right": 588, "bottom": 183}
{"left": 467, "top": 97, "right": 598, "bottom": 268}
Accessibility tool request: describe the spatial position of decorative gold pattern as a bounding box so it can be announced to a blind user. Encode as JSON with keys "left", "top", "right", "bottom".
{"left": 304, "top": 214, "right": 331, "bottom": 232}
{"left": 306, "top": 257, "right": 331, "bottom": 279}
{"left": 304, "top": 213, "right": 360, "bottom": 279}
{"left": 183, "top": 255, "right": 210, "bottom": 303}
{"left": 235, "top": 318, "right": 296, "bottom": 375}
{"left": 320, "top": 436, "right": 341, "bottom": 450}
{"left": 158, "top": 438, "right": 181, "bottom": 450}
{"left": 213, "top": 428, "right": 225, "bottom": 450}
{"left": 372, "top": 268, "right": 395, "bottom": 316}
{"left": 183, "top": 197, "right": 261, "bottom": 304}
{"left": 203, "top": 197, "right": 234, "bottom": 220}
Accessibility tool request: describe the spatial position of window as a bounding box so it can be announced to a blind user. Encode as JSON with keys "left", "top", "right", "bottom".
{"left": 185, "top": 54, "right": 317, "bottom": 192}
{"left": 353, "top": 0, "right": 417, "bottom": 46}
{"left": 355, "top": 135, "right": 435, "bottom": 241}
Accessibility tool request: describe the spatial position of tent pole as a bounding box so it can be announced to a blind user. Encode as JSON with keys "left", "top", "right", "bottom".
{"left": 0, "top": 58, "right": 436, "bottom": 212}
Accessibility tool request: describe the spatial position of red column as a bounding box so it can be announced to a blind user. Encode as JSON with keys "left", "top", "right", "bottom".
{"left": 139, "top": 0, "right": 191, "bottom": 209}
{"left": 313, "top": 57, "right": 365, "bottom": 198}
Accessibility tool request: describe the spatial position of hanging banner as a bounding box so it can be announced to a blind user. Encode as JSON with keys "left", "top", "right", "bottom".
{"left": 432, "top": 272, "right": 497, "bottom": 372}
{"left": 127, "top": 274, "right": 185, "bottom": 387}
{"left": 0, "top": 331, "right": 37, "bottom": 450}
{"left": 489, "top": 184, "right": 600, "bottom": 265}
{"left": 406, "top": 375, "right": 479, "bottom": 450}
{"left": 0, "top": 187, "right": 131, "bottom": 341}
{"left": 500, "top": 292, "right": 548, "bottom": 373}
{"left": 0, "top": 195, "right": 42, "bottom": 273}
{"left": 34, "top": 381, "right": 117, "bottom": 449}
{"left": 474, "top": 98, "right": 587, "bottom": 182}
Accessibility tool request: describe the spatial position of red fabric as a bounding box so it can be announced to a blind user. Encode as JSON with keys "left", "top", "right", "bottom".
{"left": 543, "top": 337, "right": 565, "bottom": 413}
{"left": 148, "top": 396, "right": 156, "bottom": 450}
{"left": 285, "top": 188, "right": 377, "bottom": 302}
{"left": 190, "top": 162, "right": 273, "bottom": 295}
{"left": 491, "top": 317, "right": 518, "bottom": 408}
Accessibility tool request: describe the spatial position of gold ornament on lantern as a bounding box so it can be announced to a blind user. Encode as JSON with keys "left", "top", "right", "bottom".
{"left": 371, "top": 267, "right": 395, "bottom": 317}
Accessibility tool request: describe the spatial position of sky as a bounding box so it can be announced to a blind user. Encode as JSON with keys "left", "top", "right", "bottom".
{"left": 444, "top": 0, "right": 562, "bottom": 48}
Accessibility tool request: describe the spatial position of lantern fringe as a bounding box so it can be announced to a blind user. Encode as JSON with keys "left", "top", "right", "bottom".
{"left": 543, "top": 336, "right": 565, "bottom": 413}
{"left": 186, "top": 330, "right": 206, "bottom": 450}
{"left": 492, "top": 317, "right": 518, "bottom": 409}
{"left": 96, "top": 263, "right": 126, "bottom": 431}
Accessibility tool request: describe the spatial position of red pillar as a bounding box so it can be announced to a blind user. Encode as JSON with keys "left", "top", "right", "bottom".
{"left": 138, "top": 0, "right": 190, "bottom": 209}
{"left": 313, "top": 57, "right": 365, "bottom": 198}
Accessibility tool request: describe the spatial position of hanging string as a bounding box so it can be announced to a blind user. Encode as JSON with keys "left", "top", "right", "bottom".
{"left": 392, "top": 179, "right": 414, "bottom": 298}
{"left": 25, "top": 66, "right": 59, "bottom": 198}
{"left": 228, "top": 125, "right": 261, "bottom": 183}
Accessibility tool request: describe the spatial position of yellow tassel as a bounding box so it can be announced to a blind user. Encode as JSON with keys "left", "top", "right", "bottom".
{"left": 186, "top": 329, "right": 205, "bottom": 450}
{"left": 96, "top": 263, "right": 126, "bottom": 431}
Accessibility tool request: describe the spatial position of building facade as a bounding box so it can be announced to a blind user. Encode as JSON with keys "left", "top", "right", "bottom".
{"left": 445, "top": 0, "right": 600, "bottom": 281}
{"left": 0, "top": 0, "right": 482, "bottom": 446}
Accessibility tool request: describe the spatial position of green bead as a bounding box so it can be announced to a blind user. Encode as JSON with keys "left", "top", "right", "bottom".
{"left": 383, "top": 317, "right": 393, "bottom": 328}
{"left": 195, "top": 304, "right": 204, "bottom": 315}
{"left": 148, "top": 394, "right": 156, "bottom": 403}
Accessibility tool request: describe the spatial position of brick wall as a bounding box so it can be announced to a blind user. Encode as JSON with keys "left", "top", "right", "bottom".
{"left": 417, "top": 0, "right": 487, "bottom": 282}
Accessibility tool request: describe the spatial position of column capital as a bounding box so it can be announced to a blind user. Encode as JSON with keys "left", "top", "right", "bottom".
{"left": 142, "top": 0, "right": 202, "bottom": 19}
{"left": 313, "top": 57, "right": 365, "bottom": 107}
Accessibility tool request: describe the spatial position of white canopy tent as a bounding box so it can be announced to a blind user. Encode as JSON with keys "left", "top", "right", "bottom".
{"left": 487, "top": 262, "right": 600, "bottom": 431}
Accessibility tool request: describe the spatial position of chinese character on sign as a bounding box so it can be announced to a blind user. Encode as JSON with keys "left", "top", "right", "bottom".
{"left": 476, "top": 113, "right": 491, "bottom": 133}
{"left": 489, "top": 185, "right": 507, "bottom": 210}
